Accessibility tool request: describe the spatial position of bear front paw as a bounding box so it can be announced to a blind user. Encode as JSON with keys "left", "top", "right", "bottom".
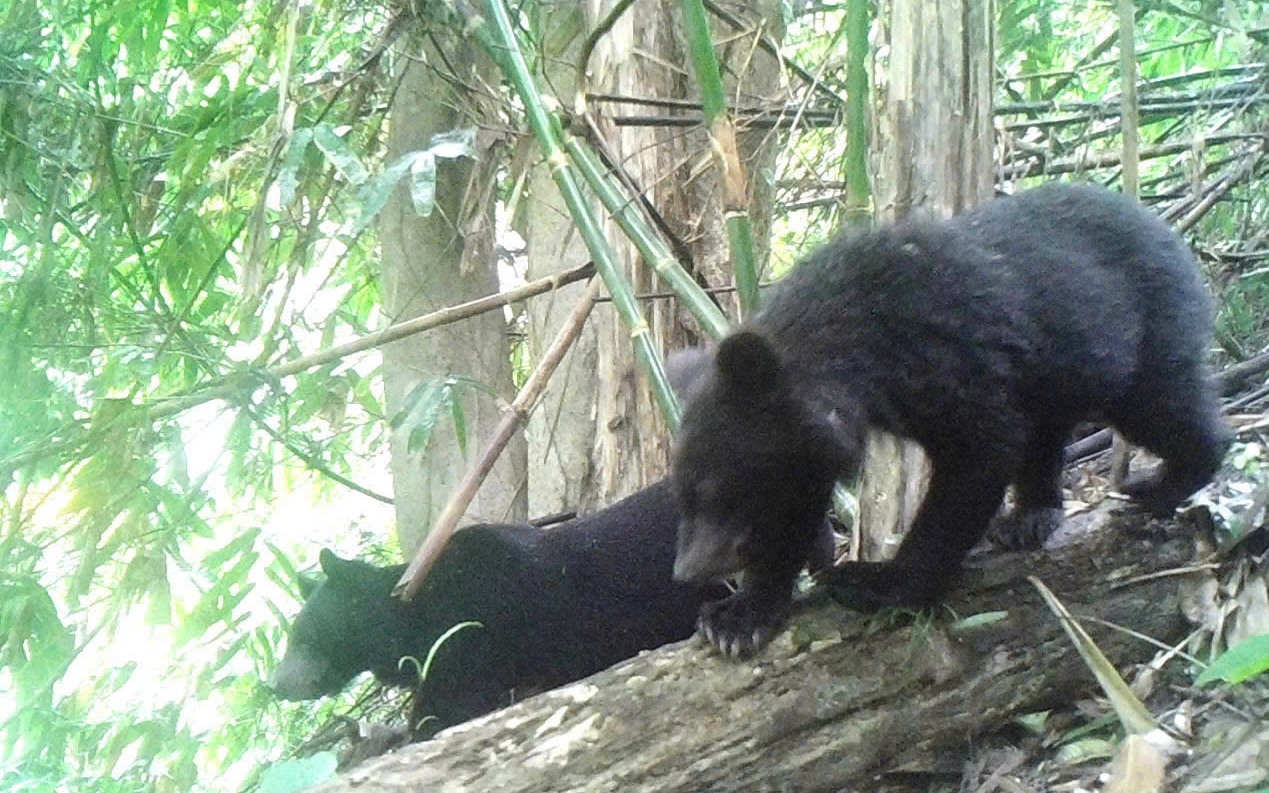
{"left": 988, "top": 506, "right": 1064, "bottom": 550}
{"left": 697, "top": 592, "right": 791, "bottom": 659}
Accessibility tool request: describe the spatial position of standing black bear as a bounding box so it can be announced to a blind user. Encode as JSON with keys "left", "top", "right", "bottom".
{"left": 670, "top": 182, "right": 1230, "bottom": 658}
{"left": 271, "top": 481, "right": 727, "bottom": 736}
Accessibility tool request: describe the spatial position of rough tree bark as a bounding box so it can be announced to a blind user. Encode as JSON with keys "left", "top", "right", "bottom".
{"left": 858, "top": 0, "right": 995, "bottom": 560}
{"left": 523, "top": 0, "right": 785, "bottom": 513}
{"left": 380, "top": 32, "right": 527, "bottom": 552}
{"left": 313, "top": 506, "right": 1207, "bottom": 792}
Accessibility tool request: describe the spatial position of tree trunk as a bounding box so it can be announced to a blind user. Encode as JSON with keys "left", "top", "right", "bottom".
{"left": 313, "top": 506, "right": 1204, "bottom": 792}
{"left": 380, "top": 35, "right": 527, "bottom": 552}
{"left": 858, "top": 0, "right": 995, "bottom": 559}
{"left": 523, "top": 0, "right": 785, "bottom": 513}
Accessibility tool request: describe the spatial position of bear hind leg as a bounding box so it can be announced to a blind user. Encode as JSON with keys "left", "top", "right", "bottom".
{"left": 1110, "top": 384, "right": 1230, "bottom": 513}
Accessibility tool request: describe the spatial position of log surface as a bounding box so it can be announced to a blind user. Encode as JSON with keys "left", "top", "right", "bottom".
{"left": 314, "top": 507, "right": 1203, "bottom": 793}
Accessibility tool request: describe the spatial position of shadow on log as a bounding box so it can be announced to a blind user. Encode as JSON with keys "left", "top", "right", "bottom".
{"left": 314, "top": 504, "right": 1207, "bottom": 792}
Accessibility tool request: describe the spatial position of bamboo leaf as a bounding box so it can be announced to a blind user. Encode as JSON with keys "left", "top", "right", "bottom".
{"left": 259, "top": 753, "right": 339, "bottom": 793}
{"left": 409, "top": 150, "right": 438, "bottom": 217}
{"left": 278, "top": 127, "right": 314, "bottom": 207}
{"left": 312, "top": 123, "right": 369, "bottom": 185}
{"left": 1028, "top": 576, "right": 1157, "bottom": 735}
{"left": 1194, "top": 634, "right": 1269, "bottom": 685}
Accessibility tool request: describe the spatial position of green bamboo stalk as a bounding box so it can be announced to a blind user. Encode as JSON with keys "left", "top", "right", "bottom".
{"left": 1110, "top": 0, "right": 1140, "bottom": 487}
{"left": 561, "top": 130, "right": 730, "bottom": 340}
{"left": 679, "top": 0, "right": 761, "bottom": 317}
{"left": 478, "top": 0, "right": 681, "bottom": 426}
{"left": 843, "top": 0, "right": 872, "bottom": 226}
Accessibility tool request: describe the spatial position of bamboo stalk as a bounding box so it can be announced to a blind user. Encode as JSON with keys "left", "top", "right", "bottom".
{"left": 999, "top": 37, "right": 1217, "bottom": 83}
{"left": 394, "top": 279, "right": 604, "bottom": 601}
{"left": 679, "top": 0, "right": 761, "bottom": 316}
{"left": 999, "top": 75, "right": 1262, "bottom": 113}
{"left": 842, "top": 0, "right": 871, "bottom": 225}
{"left": 998, "top": 133, "right": 1256, "bottom": 179}
{"left": 1109, "top": 0, "right": 1140, "bottom": 486}
{"left": 702, "top": 0, "right": 847, "bottom": 110}
{"left": 1001, "top": 94, "right": 1268, "bottom": 132}
{"left": 563, "top": 131, "right": 731, "bottom": 339}
{"left": 575, "top": 0, "right": 639, "bottom": 114}
{"left": 477, "top": 0, "right": 681, "bottom": 426}
{"left": 1172, "top": 145, "right": 1265, "bottom": 231}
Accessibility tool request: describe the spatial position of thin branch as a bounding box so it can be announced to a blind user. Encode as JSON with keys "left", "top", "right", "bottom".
{"left": 245, "top": 406, "right": 394, "bottom": 504}
{"left": 575, "top": 0, "right": 640, "bottom": 112}
{"left": 0, "top": 263, "right": 596, "bottom": 476}
{"left": 703, "top": 0, "right": 848, "bottom": 110}
{"left": 395, "top": 278, "right": 603, "bottom": 601}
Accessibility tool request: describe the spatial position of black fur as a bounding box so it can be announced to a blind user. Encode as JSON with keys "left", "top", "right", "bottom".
{"left": 271, "top": 481, "right": 725, "bottom": 736}
{"left": 671, "top": 183, "right": 1230, "bottom": 657}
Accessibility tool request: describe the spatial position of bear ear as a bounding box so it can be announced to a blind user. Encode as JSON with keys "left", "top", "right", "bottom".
{"left": 317, "top": 548, "right": 353, "bottom": 584}
{"left": 715, "top": 331, "right": 784, "bottom": 394}
{"left": 666, "top": 347, "right": 714, "bottom": 403}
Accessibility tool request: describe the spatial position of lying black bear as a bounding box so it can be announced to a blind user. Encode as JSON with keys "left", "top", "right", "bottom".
{"left": 671, "top": 182, "right": 1230, "bottom": 658}
{"left": 271, "top": 481, "right": 727, "bottom": 736}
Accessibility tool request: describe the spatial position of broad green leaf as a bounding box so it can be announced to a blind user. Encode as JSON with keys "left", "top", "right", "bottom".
{"left": 312, "top": 123, "right": 369, "bottom": 185}
{"left": 1195, "top": 634, "right": 1269, "bottom": 686}
{"left": 278, "top": 128, "right": 315, "bottom": 207}
{"left": 259, "top": 753, "right": 339, "bottom": 793}
{"left": 353, "top": 151, "right": 418, "bottom": 234}
{"left": 450, "top": 396, "right": 468, "bottom": 456}
{"left": 428, "top": 127, "right": 476, "bottom": 160}
{"left": 409, "top": 150, "right": 438, "bottom": 217}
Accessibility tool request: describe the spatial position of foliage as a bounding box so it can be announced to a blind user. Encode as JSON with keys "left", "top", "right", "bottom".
{"left": 0, "top": 0, "right": 400, "bottom": 788}
{"left": 1, "top": 0, "right": 1266, "bottom": 791}
{"left": 776, "top": 2, "right": 1269, "bottom": 366}
{"left": 258, "top": 753, "right": 338, "bottom": 793}
{"left": 1194, "top": 634, "right": 1269, "bottom": 686}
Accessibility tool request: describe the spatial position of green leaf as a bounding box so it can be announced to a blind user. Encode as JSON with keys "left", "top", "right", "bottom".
{"left": 393, "top": 129, "right": 477, "bottom": 221}
{"left": 409, "top": 150, "right": 438, "bottom": 217}
{"left": 278, "top": 128, "right": 315, "bottom": 207}
{"left": 949, "top": 610, "right": 1009, "bottom": 633}
{"left": 259, "top": 753, "right": 339, "bottom": 793}
{"left": 396, "top": 377, "right": 460, "bottom": 455}
{"left": 450, "top": 396, "right": 468, "bottom": 456}
{"left": 352, "top": 151, "right": 416, "bottom": 234}
{"left": 428, "top": 127, "right": 476, "bottom": 160}
{"left": 312, "top": 123, "right": 368, "bottom": 186}
{"left": 1195, "top": 634, "right": 1269, "bottom": 686}
{"left": 399, "top": 621, "right": 482, "bottom": 687}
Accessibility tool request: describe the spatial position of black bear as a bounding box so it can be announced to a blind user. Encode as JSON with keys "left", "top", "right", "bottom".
{"left": 270, "top": 480, "right": 727, "bottom": 736}
{"left": 670, "top": 182, "right": 1230, "bottom": 658}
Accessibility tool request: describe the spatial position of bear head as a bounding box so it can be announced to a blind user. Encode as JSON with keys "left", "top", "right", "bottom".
{"left": 669, "top": 331, "right": 859, "bottom": 584}
{"left": 271, "top": 549, "right": 408, "bottom": 700}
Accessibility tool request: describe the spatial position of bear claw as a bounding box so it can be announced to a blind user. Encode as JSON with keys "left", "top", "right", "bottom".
{"left": 696, "top": 591, "right": 790, "bottom": 658}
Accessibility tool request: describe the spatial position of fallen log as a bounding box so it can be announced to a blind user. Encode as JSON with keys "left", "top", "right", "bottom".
{"left": 313, "top": 505, "right": 1207, "bottom": 793}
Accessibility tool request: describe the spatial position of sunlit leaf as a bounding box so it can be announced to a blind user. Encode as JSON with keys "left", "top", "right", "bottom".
{"left": 259, "top": 753, "right": 338, "bottom": 793}
{"left": 429, "top": 127, "right": 476, "bottom": 160}
{"left": 312, "top": 123, "right": 368, "bottom": 185}
{"left": 409, "top": 150, "right": 438, "bottom": 217}
{"left": 1195, "top": 634, "right": 1269, "bottom": 686}
{"left": 278, "top": 128, "right": 315, "bottom": 207}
